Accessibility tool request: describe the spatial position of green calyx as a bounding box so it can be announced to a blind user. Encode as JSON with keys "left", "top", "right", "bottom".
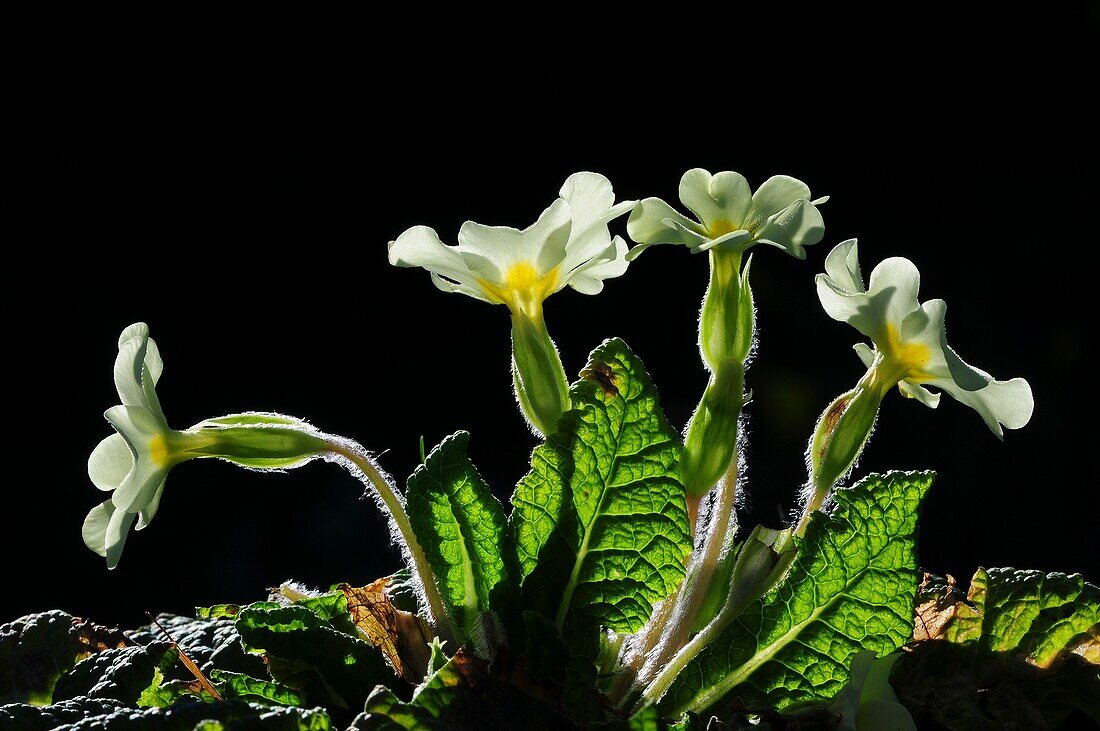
{"left": 699, "top": 250, "right": 753, "bottom": 370}
{"left": 682, "top": 361, "right": 745, "bottom": 497}
{"left": 180, "top": 414, "right": 330, "bottom": 469}
{"left": 510, "top": 310, "right": 571, "bottom": 437}
{"left": 683, "top": 250, "right": 754, "bottom": 498}
{"left": 805, "top": 377, "right": 888, "bottom": 515}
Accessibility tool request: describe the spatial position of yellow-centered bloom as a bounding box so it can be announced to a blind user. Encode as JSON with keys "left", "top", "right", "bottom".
{"left": 83, "top": 323, "right": 175, "bottom": 569}
{"left": 816, "top": 240, "right": 1034, "bottom": 437}
{"left": 84, "top": 324, "right": 332, "bottom": 569}
{"left": 626, "top": 168, "right": 827, "bottom": 261}
{"left": 387, "top": 172, "right": 635, "bottom": 319}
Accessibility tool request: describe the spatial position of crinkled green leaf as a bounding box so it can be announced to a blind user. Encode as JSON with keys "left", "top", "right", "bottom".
{"left": 0, "top": 696, "right": 127, "bottom": 729}
{"left": 135, "top": 645, "right": 185, "bottom": 708}
{"left": 362, "top": 648, "right": 574, "bottom": 730}
{"left": 195, "top": 605, "right": 242, "bottom": 620}
{"left": 53, "top": 642, "right": 177, "bottom": 705}
{"left": 210, "top": 669, "right": 303, "bottom": 706}
{"left": 406, "top": 431, "right": 509, "bottom": 646}
{"left": 234, "top": 602, "right": 398, "bottom": 710}
{"left": 949, "top": 567, "right": 1100, "bottom": 668}
{"left": 128, "top": 614, "right": 267, "bottom": 681}
{"left": 35, "top": 699, "right": 329, "bottom": 730}
{"left": 660, "top": 471, "right": 933, "bottom": 717}
{"left": 0, "top": 610, "right": 128, "bottom": 705}
{"left": 898, "top": 566, "right": 1100, "bottom": 727}
{"left": 510, "top": 338, "right": 691, "bottom": 633}
{"left": 291, "top": 591, "right": 362, "bottom": 637}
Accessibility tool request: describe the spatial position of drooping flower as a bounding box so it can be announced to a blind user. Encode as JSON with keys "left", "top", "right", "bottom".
{"left": 626, "top": 168, "right": 827, "bottom": 260}
{"left": 816, "top": 239, "right": 1034, "bottom": 437}
{"left": 387, "top": 172, "right": 635, "bottom": 319}
{"left": 83, "top": 324, "right": 332, "bottom": 569}
{"left": 82, "top": 323, "right": 175, "bottom": 568}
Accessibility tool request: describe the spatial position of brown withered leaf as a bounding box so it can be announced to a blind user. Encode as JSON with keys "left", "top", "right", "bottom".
{"left": 339, "top": 579, "right": 432, "bottom": 683}
{"left": 1069, "top": 624, "right": 1100, "bottom": 665}
{"left": 913, "top": 572, "right": 968, "bottom": 641}
{"left": 72, "top": 617, "right": 130, "bottom": 659}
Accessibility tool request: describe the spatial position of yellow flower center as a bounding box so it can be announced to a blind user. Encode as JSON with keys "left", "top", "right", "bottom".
{"left": 881, "top": 323, "right": 932, "bottom": 383}
{"left": 148, "top": 433, "right": 171, "bottom": 467}
{"left": 707, "top": 216, "right": 760, "bottom": 239}
{"left": 706, "top": 219, "right": 741, "bottom": 237}
{"left": 478, "top": 261, "right": 561, "bottom": 315}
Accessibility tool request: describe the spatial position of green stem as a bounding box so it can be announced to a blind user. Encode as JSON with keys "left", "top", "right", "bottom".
{"left": 637, "top": 529, "right": 796, "bottom": 710}
{"left": 635, "top": 455, "right": 740, "bottom": 691}
{"left": 325, "top": 440, "right": 456, "bottom": 645}
{"left": 626, "top": 249, "right": 752, "bottom": 697}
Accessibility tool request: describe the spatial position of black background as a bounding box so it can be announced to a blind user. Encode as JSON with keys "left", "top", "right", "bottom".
{"left": 4, "top": 10, "right": 1098, "bottom": 630}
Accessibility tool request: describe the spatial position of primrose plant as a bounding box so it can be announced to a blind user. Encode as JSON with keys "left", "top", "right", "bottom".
{"left": 75, "top": 169, "right": 1064, "bottom": 728}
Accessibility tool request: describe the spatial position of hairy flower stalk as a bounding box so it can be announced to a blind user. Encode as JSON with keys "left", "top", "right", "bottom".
{"left": 616, "top": 169, "right": 825, "bottom": 701}
{"left": 796, "top": 240, "right": 1034, "bottom": 533}
{"left": 83, "top": 323, "right": 455, "bottom": 642}
{"left": 636, "top": 526, "right": 797, "bottom": 709}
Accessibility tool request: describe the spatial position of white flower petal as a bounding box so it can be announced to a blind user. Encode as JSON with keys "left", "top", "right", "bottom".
{"left": 136, "top": 479, "right": 166, "bottom": 530}
{"left": 931, "top": 374, "right": 1034, "bottom": 438}
{"left": 428, "top": 272, "right": 492, "bottom": 302}
{"left": 748, "top": 175, "right": 813, "bottom": 222}
{"left": 104, "top": 404, "right": 163, "bottom": 445}
{"left": 82, "top": 499, "right": 115, "bottom": 557}
{"left": 144, "top": 337, "right": 164, "bottom": 385}
{"left": 824, "top": 240, "right": 865, "bottom": 293}
{"left": 678, "top": 169, "right": 753, "bottom": 231}
{"left": 567, "top": 237, "right": 629, "bottom": 295}
{"left": 113, "top": 334, "right": 149, "bottom": 407}
{"left": 388, "top": 225, "right": 482, "bottom": 293}
{"left": 626, "top": 197, "right": 705, "bottom": 252}
{"left": 708, "top": 171, "right": 753, "bottom": 227}
{"left": 559, "top": 172, "right": 615, "bottom": 229}
{"left": 456, "top": 247, "right": 504, "bottom": 283}
{"left": 115, "top": 324, "right": 165, "bottom": 420}
{"left": 88, "top": 433, "right": 133, "bottom": 492}
{"left": 678, "top": 169, "right": 721, "bottom": 226}
{"left": 754, "top": 198, "right": 825, "bottom": 257}
{"left": 853, "top": 256, "right": 923, "bottom": 342}
{"left": 111, "top": 454, "right": 168, "bottom": 515}
{"left": 853, "top": 342, "right": 876, "bottom": 368}
{"left": 816, "top": 272, "right": 870, "bottom": 325}
{"left": 706, "top": 229, "right": 754, "bottom": 253}
{"left": 104, "top": 404, "right": 170, "bottom": 513}
{"left": 899, "top": 380, "right": 941, "bottom": 408}
{"left": 665, "top": 217, "right": 724, "bottom": 253}
{"left": 117, "top": 322, "right": 150, "bottom": 348}
{"left": 105, "top": 507, "right": 137, "bottom": 570}
{"left": 903, "top": 299, "right": 989, "bottom": 391}
{"left": 558, "top": 172, "right": 635, "bottom": 282}
{"left": 457, "top": 198, "right": 572, "bottom": 277}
